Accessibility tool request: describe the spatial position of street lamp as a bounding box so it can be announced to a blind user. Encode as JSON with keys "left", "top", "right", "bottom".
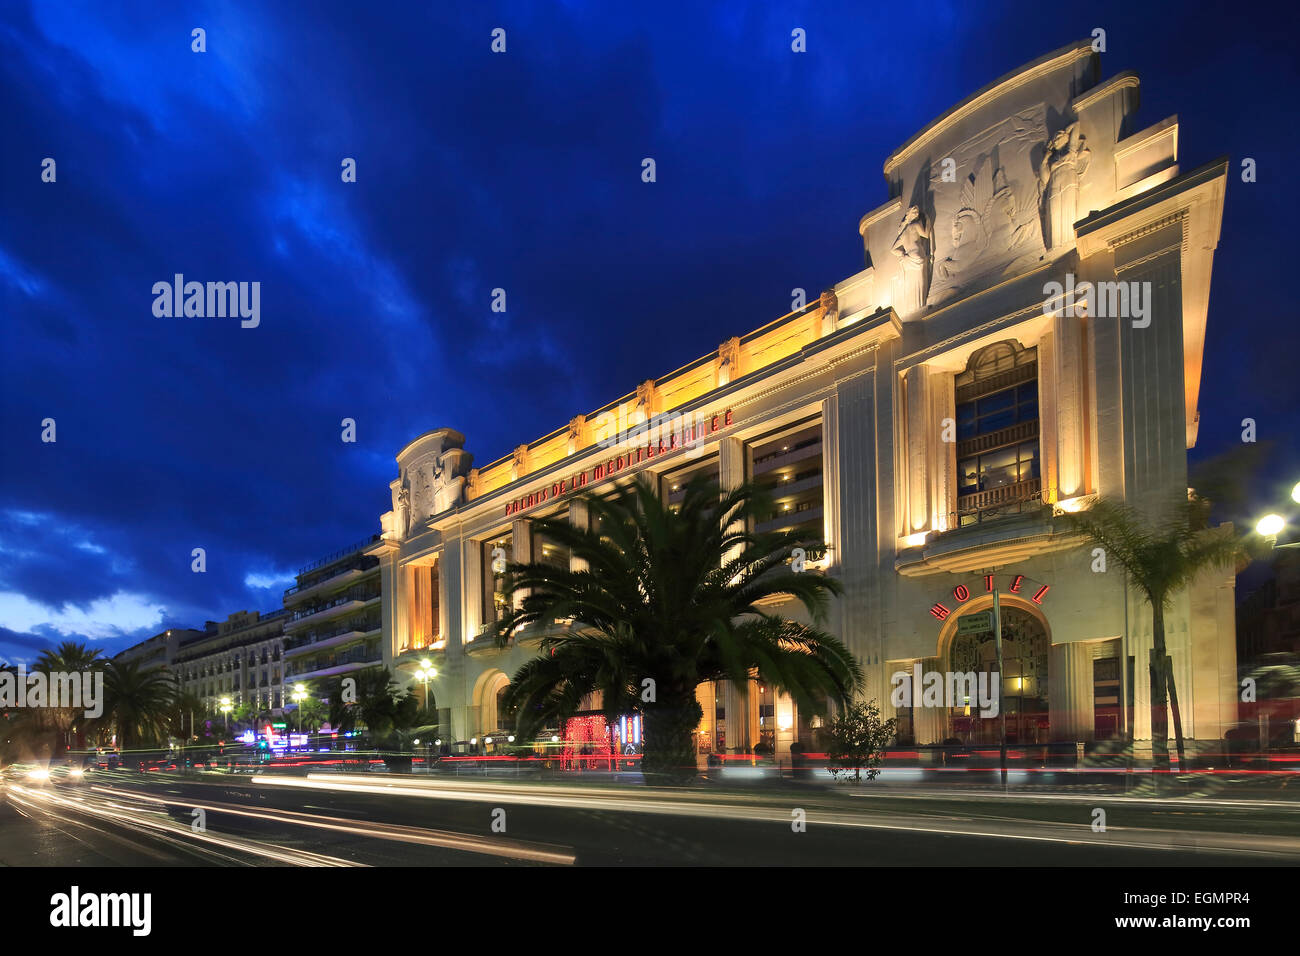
{"left": 291, "top": 683, "right": 308, "bottom": 742}
{"left": 1256, "top": 513, "right": 1286, "bottom": 543}
{"left": 413, "top": 659, "right": 437, "bottom": 711}
{"left": 218, "top": 696, "right": 233, "bottom": 736}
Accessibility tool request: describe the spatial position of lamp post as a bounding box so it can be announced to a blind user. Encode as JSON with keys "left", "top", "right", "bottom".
{"left": 291, "top": 683, "right": 308, "bottom": 747}
{"left": 218, "top": 697, "right": 233, "bottom": 737}
{"left": 414, "top": 660, "right": 437, "bottom": 711}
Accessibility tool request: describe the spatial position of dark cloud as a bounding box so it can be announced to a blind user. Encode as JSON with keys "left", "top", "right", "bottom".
{"left": 1, "top": 0, "right": 1296, "bottom": 662}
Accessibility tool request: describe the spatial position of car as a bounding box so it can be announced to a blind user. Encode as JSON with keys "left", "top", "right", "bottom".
{"left": 5, "top": 759, "right": 92, "bottom": 786}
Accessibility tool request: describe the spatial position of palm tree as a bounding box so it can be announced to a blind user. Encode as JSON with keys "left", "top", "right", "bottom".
{"left": 90, "top": 659, "right": 176, "bottom": 756}
{"left": 493, "top": 475, "right": 862, "bottom": 783}
{"left": 1063, "top": 494, "right": 1240, "bottom": 770}
{"left": 32, "top": 641, "right": 103, "bottom": 753}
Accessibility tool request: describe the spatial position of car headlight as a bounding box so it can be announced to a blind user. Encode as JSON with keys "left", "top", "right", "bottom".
{"left": 28, "top": 768, "right": 49, "bottom": 781}
{"left": 68, "top": 767, "right": 85, "bottom": 777}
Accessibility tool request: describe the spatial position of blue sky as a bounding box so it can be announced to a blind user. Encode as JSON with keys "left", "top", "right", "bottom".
{"left": 2, "top": 0, "right": 1296, "bottom": 661}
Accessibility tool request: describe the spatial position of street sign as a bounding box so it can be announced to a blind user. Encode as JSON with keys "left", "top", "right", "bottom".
{"left": 957, "top": 611, "right": 992, "bottom": 634}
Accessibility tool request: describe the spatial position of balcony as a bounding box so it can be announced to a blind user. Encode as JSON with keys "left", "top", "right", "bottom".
{"left": 285, "top": 558, "right": 378, "bottom": 605}
{"left": 954, "top": 478, "right": 1042, "bottom": 522}
{"left": 757, "top": 503, "right": 823, "bottom": 536}
{"left": 284, "top": 589, "right": 382, "bottom": 631}
{"left": 284, "top": 645, "right": 383, "bottom": 682}
{"left": 896, "top": 482, "right": 1084, "bottom": 577}
{"left": 752, "top": 439, "right": 823, "bottom": 477}
{"left": 284, "top": 614, "right": 381, "bottom": 655}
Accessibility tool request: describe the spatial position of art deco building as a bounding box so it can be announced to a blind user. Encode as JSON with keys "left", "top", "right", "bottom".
{"left": 371, "top": 42, "right": 1235, "bottom": 759}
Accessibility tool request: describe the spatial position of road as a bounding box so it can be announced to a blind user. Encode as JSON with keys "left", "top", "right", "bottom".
{"left": 3, "top": 769, "right": 1299, "bottom": 866}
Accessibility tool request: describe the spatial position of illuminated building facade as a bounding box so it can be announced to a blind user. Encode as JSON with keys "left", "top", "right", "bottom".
{"left": 372, "top": 42, "right": 1236, "bottom": 761}
{"left": 282, "top": 535, "right": 385, "bottom": 687}
{"left": 175, "top": 611, "right": 286, "bottom": 713}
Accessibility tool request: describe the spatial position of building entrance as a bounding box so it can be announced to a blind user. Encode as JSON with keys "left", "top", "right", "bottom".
{"left": 945, "top": 606, "right": 1049, "bottom": 745}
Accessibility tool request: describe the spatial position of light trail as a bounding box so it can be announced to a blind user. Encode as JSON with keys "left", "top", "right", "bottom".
{"left": 6, "top": 784, "right": 358, "bottom": 867}
{"left": 247, "top": 773, "right": 1300, "bottom": 858}
{"left": 92, "top": 784, "right": 575, "bottom": 865}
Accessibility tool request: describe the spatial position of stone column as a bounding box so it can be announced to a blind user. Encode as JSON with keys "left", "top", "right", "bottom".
{"left": 820, "top": 395, "right": 840, "bottom": 566}
{"left": 568, "top": 499, "right": 589, "bottom": 573}
{"left": 1049, "top": 641, "right": 1095, "bottom": 743}
{"left": 929, "top": 371, "right": 956, "bottom": 531}
{"left": 1052, "top": 310, "right": 1088, "bottom": 499}
{"left": 511, "top": 517, "right": 531, "bottom": 610}
{"left": 913, "top": 657, "right": 945, "bottom": 744}
{"left": 902, "top": 366, "right": 931, "bottom": 535}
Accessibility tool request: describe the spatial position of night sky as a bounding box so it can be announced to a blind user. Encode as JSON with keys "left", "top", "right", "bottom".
{"left": 2, "top": 1, "right": 1296, "bottom": 662}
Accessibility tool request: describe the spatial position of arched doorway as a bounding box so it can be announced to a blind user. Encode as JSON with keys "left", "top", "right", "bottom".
{"left": 473, "top": 669, "right": 512, "bottom": 735}
{"left": 941, "top": 603, "right": 1050, "bottom": 745}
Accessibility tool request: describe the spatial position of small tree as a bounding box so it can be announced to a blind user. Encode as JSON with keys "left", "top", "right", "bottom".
{"left": 825, "top": 699, "right": 897, "bottom": 784}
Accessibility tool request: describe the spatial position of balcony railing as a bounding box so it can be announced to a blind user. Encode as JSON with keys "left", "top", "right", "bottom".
{"left": 287, "top": 586, "right": 382, "bottom": 623}
{"left": 286, "top": 553, "right": 380, "bottom": 597}
{"left": 296, "top": 533, "right": 382, "bottom": 578}
{"left": 949, "top": 479, "right": 1043, "bottom": 527}
{"left": 284, "top": 612, "right": 382, "bottom": 652}
{"left": 285, "top": 644, "right": 382, "bottom": 679}
{"left": 955, "top": 419, "right": 1039, "bottom": 459}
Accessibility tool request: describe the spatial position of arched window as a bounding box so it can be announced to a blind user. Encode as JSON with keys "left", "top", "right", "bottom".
{"left": 954, "top": 341, "right": 1041, "bottom": 525}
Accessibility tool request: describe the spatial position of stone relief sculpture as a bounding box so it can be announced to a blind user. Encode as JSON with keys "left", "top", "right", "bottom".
{"left": 819, "top": 289, "right": 839, "bottom": 333}
{"left": 891, "top": 205, "right": 933, "bottom": 314}
{"left": 1038, "top": 122, "right": 1090, "bottom": 251}
{"left": 409, "top": 462, "right": 434, "bottom": 524}
{"left": 716, "top": 337, "right": 741, "bottom": 387}
{"left": 937, "top": 157, "right": 1037, "bottom": 283}
{"left": 566, "top": 415, "right": 586, "bottom": 455}
{"left": 394, "top": 478, "right": 411, "bottom": 537}
{"left": 430, "top": 451, "right": 466, "bottom": 515}
{"left": 922, "top": 106, "right": 1049, "bottom": 307}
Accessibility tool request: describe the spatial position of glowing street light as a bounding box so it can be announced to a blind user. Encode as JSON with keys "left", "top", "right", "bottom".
{"left": 218, "top": 696, "right": 233, "bottom": 735}
{"left": 1257, "top": 513, "right": 1286, "bottom": 540}
{"left": 413, "top": 660, "right": 437, "bottom": 711}
{"left": 291, "top": 683, "right": 309, "bottom": 739}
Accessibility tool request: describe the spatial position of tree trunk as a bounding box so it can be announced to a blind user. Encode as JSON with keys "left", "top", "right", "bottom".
{"left": 1164, "top": 654, "right": 1187, "bottom": 772}
{"left": 1149, "top": 602, "right": 1170, "bottom": 771}
{"left": 641, "top": 696, "right": 704, "bottom": 785}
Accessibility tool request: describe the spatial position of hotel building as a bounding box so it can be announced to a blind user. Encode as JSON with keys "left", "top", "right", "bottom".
{"left": 281, "top": 534, "right": 385, "bottom": 687}
{"left": 370, "top": 42, "right": 1236, "bottom": 761}
{"left": 174, "top": 611, "right": 286, "bottom": 713}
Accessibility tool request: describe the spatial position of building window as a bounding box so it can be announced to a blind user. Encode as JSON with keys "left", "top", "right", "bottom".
{"left": 532, "top": 508, "right": 571, "bottom": 571}
{"left": 953, "top": 342, "right": 1041, "bottom": 526}
{"left": 663, "top": 456, "right": 720, "bottom": 510}
{"left": 481, "top": 532, "right": 513, "bottom": 626}
{"left": 405, "top": 561, "right": 440, "bottom": 652}
{"left": 747, "top": 419, "right": 825, "bottom": 548}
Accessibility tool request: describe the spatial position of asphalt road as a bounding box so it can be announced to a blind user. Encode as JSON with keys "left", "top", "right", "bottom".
{"left": 4, "top": 770, "right": 1299, "bottom": 866}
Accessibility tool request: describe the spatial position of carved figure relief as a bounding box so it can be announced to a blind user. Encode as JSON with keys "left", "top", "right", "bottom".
{"left": 716, "top": 337, "right": 741, "bottom": 387}
{"left": 1039, "top": 122, "right": 1090, "bottom": 251}
{"left": 891, "top": 204, "right": 933, "bottom": 315}
{"left": 819, "top": 289, "right": 839, "bottom": 333}
{"left": 923, "top": 105, "right": 1049, "bottom": 307}
{"left": 430, "top": 451, "right": 467, "bottom": 515}
{"left": 394, "top": 478, "right": 411, "bottom": 536}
